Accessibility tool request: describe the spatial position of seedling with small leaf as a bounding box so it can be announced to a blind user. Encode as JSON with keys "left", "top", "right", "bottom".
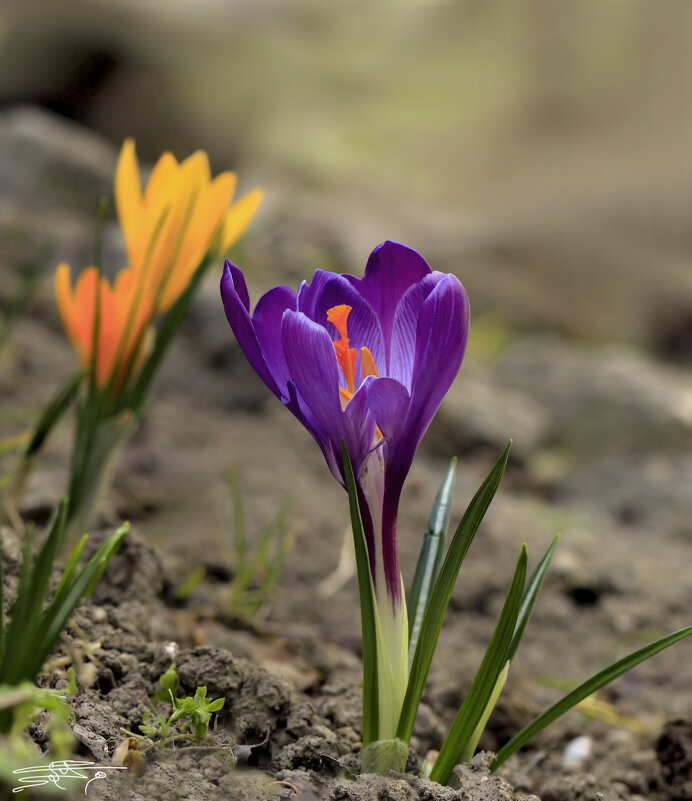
{"left": 136, "top": 665, "right": 225, "bottom": 748}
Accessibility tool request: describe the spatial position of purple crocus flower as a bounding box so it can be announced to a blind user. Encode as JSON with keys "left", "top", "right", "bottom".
{"left": 220, "top": 241, "right": 470, "bottom": 608}
{"left": 222, "top": 241, "right": 469, "bottom": 739}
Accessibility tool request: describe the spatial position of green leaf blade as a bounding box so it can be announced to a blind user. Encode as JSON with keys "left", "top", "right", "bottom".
{"left": 28, "top": 523, "right": 129, "bottom": 680}
{"left": 507, "top": 533, "right": 560, "bottom": 662}
{"left": 429, "top": 544, "right": 527, "bottom": 785}
{"left": 396, "top": 442, "right": 511, "bottom": 745}
{"left": 408, "top": 458, "right": 457, "bottom": 666}
{"left": 491, "top": 625, "right": 692, "bottom": 772}
{"left": 342, "top": 441, "right": 379, "bottom": 746}
{"left": 23, "top": 374, "right": 82, "bottom": 459}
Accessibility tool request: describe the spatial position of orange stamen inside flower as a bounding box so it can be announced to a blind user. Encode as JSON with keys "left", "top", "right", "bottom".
{"left": 327, "top": 304, "right": 383, "bottom": 439}
{"left": 327, "top": 304, "right": 358, "bottom": 395}
{"left": 361, "top": 346, "right": 379, "bottom": 379}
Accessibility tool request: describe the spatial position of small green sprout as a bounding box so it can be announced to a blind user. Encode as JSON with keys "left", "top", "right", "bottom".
{"left": 226, "top": 469, "right": 293, "bottom": 619}
{"left": 175, "top": 566, "right": 206, "bottom": 603}
{"left": 137, "top": 665, "right": 224, "bottom": 748}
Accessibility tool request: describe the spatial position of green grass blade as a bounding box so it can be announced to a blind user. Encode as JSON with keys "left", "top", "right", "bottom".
{"left": 83, "top": 522, "right": 130, "bottom": 597}
{"left": 2, "top": 505, "right": 70, "bottom": 683}
{"left": 10, "top": 501, "right": 69, "bottom": 669}
{"left": 430, "top": 545, "right": 527, "bottom": 785}
{"left": 23, "top": 374, "right": 82, "bottom": 459}
{"left": 250, "top": 503, "right": 293, "bottom": 612}
{"left": 507, "top": 533, "right": 560, "bottom": 662}
{"left": 396, "top": 442, "right": 511, "bottom": 744}
{"left": 408, "top": 458, "right": 457, "bottom": 667}
{"left": 29, "top": 499, "right": 69, "bottom": 602}
{"left": 342, "top": 441, "right": 379, "bottom": 746}
{"left": 491, "top": 624, "right": 692, "bottom": 772}
{"left": 1, "top": 525, "right": 36, "bottom": 682}
{"left": 53, "top": 535, "right": 88, "bottom": 601}
{"left": 30, "top": 524, "right": 129, "bottom": 679}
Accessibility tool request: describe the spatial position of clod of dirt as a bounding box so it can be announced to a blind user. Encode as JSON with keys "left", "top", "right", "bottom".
{"left": 176, "top": 646, "right": 294, "bottom": 741}
{"left": 323, "top": 753, "right": 540, "bottom": 801}
{"left": 656, "top": 718, "right": 692, "bottom": 801}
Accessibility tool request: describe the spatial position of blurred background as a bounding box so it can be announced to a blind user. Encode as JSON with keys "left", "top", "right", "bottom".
{"left": 1, "top": 0, "right": 690, "bottom": 351}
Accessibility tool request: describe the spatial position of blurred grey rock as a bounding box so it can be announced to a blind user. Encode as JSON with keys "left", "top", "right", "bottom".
{"left": 557, "top": 454, "right": 692, "bottom": 540}
{"left": 0, "top": 105, "right": 115, "bottom": 215}
{"left": 425, "top": 361, "right": 548, "bottom": 463}
{"left": 497, "top": 336, "right": 692, "bottom": 460}
{"left": 0, "top": 107, "right": 126, "bottom": 313}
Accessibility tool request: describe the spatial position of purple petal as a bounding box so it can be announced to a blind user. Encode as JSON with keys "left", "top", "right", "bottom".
{"left": 281, "top": 309, "right": 343, "bottom": 453}
{"left": 347, "top": 241, "right": 432, "bottom": 367}
{"left": 366, "top": 377, "right": 410, "bottom": 441}
{"left": 297, "top": 270, "right": 385, "bottom": 370}
{"left": 342, "top": 382, "right": 377, "bottom": 479}
{"left": 389, "top": 272, "right": 445, "bottom": 388}
{"left": 404, "top": 274, "right": 470, "bottom": 457}
{"left": 225, "top": 259, "right": 250, "bottom": 311}
{"left": 286, "top": 378, "right": 343, "bottom": 484}
{"left": 252, "top": 285, "right": 296, "bottom": 402}
{"left": 377, "top": 275, "right": 469, "bottom": 542}
{"left": 220, "top": 263, "right": 281, "bottom": 398}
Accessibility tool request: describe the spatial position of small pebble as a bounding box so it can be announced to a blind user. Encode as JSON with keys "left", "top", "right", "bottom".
{"left": 561, "top": 735, "right": 592, "bottom": 770}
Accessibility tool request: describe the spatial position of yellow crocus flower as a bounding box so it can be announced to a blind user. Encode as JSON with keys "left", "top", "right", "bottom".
{"left": 56, "top": 139, "right": 263, "bottom": 389}
{"left": 115, "top": 138, "right": 263, "bottom": 313}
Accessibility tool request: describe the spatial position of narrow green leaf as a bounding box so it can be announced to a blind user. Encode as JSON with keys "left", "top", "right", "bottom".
{"left": 88, "top": 211, "right": 105, "bottom": 393}
{"left": 408, "top": 458, "right": 457, "bottom": 667}
{"left": 83, "top": 522, "right": 130, "bottom": 597}
{"left": 430, "top": 545, "right": 527, "bottom": 785}
{"left": 396, "top": 442, "right": 511, "bottom": 744}
{"left": 342, "top": 441, "right": 379, "bottom": 746}
{"left": 507, "top": 533, "right": 560, "bottom": 662}
{"left": 30, "top": 499, "right": 70, "bottom": 604}
{"left": 26, "top": 523, "right": 128, "bottom": 680}
{"left": 1, "top": 525, "right": 36, "bottom": 682}
{"left": 23, "top": 374, "right": 82, "bottom": 458}
{"left": 176, "top": 566, "right": 206, "bottom": 604}
{"left": 53, "top": 535, "right": 88, "bottom": 601}
{"left": 7, "top": 501, "right": 69, "bottom": 676}
{"left": 491, "top": 625, "right": 692, "bottom": 772}
{"left": 461, "top": 660, "right": 510, "bottom": 764}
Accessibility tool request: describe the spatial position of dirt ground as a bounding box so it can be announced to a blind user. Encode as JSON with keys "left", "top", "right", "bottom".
{"left": 1, "top": 109, "right": 692, "bottom": 800}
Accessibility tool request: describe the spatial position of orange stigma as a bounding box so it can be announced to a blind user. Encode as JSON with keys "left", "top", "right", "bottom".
{"left": 327, "top": 304, "right": 358, "bottom": 395}
{"left": 327, "top": 304, "right": 381, "bottom": 440}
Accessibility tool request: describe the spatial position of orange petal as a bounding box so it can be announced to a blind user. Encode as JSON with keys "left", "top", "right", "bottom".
{"left": 55, "top": 263, "right": 80, "bottom": 351}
